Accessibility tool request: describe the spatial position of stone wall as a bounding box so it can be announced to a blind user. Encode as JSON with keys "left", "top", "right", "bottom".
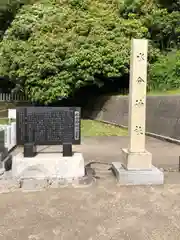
{"left": 84, "top": 95, "right": 180, "bottom": 140}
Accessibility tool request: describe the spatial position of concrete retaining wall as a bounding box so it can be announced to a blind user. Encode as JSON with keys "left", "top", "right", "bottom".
{"left": 84, "top": 95, "right": 180, "bottom": 140}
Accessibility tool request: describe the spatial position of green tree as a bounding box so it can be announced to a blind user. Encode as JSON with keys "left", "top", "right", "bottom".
{"left": 144, "top": 9, "right": 180, "bottom": 50}
{"left": 119, "top": 0, "right": 180, "bottom": 50}
{"left": 149, "top": 50, "right": 180, "bottom": 91}
{"left": 0, "top": 0, "right": 149, "bottom": 103}
{"left": 0, "top": 0, "right": 179, "bottom": 102}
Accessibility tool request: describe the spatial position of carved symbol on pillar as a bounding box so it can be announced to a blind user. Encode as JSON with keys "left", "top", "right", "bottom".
{"left": 135, "top": 99, "right": 144, "bottom": 107}
{"left": 137, "top": 53, "right": 145, "bottom": 61}
{"left": 137, "top": 77, "right": 145, "bottom": 83}
{"left": 134, "top": 126, "right": 143, "bottom": 135}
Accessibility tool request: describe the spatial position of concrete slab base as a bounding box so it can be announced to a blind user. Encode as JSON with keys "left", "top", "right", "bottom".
{"left": 112, "top": 162, "right": 164, "bottom": 185}
{"left": 20, "top": 178, "right": 49, "bottom": 192}
{"left": 0, "top": 172, "right": 95, "bottom": 193}
{"left": 122, "top": 148, "right": 152, "bottom": 170}
{"left": 0, "top": 179, "right": 20, "bottom": 193}
{"left": 12, "top": 152, "right": 85, "bottom": 180}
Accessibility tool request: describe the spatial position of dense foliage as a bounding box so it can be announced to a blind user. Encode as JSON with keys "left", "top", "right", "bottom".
{"left": 120, "top": 0, "right": 180, "bottom": 92}
{"left": 149, "top": 50, "right": 180, "bottom": 91}
{"left": 0, "top": 0, "right": 179, "bottom": 103}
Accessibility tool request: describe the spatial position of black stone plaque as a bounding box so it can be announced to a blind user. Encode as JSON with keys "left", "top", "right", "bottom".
{"left": 16, "top": 107, "right": 81, "bottom": 145}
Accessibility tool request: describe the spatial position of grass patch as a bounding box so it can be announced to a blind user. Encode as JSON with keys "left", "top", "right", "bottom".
{"left": 81, "top": 119, "right": 127, "bottom": 136}
{"left": 147, "top": 89, "right": 180, "bottom": 96}
{"left": 0, "top": 118, "right": 15, "bottom": 125}
{"left": 108, "top": 89, "right": 180, "bottom": 96}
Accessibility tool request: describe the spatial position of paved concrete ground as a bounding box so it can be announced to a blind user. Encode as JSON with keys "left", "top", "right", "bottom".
{"left": 1, "top": 136, "right": 180, "bottom": 240}
{"left": 77, "top": 136, "right": 180, "bottom": 171}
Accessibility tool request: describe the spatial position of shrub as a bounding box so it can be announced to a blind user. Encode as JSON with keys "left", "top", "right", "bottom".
{"left": 149, "top": 50, "right": 180, "bottom": 91}
{"left": 0, "top": 0, "right": 149, "bottom": 103}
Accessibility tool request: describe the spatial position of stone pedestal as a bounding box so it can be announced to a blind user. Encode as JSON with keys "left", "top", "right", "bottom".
{"left": 11, "top": 152, "right": 85, "bottom": 180}
{"left": 112, "top": 162, "right": 164, "bottom": 185}
{"left": 121, "top": 148, "right": 152, "bottom": 170}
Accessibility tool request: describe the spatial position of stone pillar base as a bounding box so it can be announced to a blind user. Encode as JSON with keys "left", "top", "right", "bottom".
{"left": 112, "top": 162, "right": 164, "bottom": 185}
{"left": 121, "top": 148, "right": 152, "bottom": 170}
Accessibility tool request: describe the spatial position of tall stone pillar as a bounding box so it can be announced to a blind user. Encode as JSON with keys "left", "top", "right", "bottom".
{"left": 112, "top": 39, "right": 164, "bottom": 185}
{"left": 122, "top": 39, "right": 152, "bottom": 170}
